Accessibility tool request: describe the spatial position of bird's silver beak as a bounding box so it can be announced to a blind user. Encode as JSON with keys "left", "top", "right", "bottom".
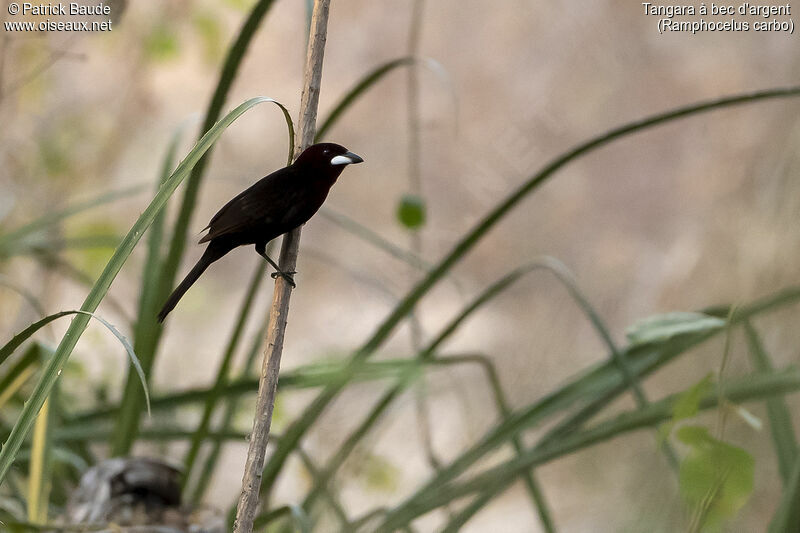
{"left": 331, "top": 151, "right": 364, "bottom": 165}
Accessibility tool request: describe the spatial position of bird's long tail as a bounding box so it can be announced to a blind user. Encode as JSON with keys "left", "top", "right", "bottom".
{"left": 157, "top": 244, "right": 226, "bottom": 322}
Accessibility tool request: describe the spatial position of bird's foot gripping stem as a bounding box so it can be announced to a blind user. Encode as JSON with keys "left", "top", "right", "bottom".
{"left": 256, "top": 244, "right": 297, "bottom": 288}
{"left": 270, "top": 269, "right": 297, "bottom": 288}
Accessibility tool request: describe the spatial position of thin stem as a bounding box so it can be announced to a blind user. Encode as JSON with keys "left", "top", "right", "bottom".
{"left": 232, "top": 1, "right": 331, "bottom": 532}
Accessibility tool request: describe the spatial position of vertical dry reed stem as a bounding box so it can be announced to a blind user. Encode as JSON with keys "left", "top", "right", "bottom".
{"left": 232, "top": 1, "right": 331, "bottom": 531}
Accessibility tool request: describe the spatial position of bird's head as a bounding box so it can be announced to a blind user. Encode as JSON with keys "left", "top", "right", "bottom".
{"left": 295, "top": 143, "right": 364, "bottom": 176}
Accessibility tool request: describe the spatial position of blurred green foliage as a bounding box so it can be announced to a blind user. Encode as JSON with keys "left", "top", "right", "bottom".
{"left": 144, "top": 22, "right": 180, "bottom": 61}
{"left": 396, "top": 193, "right": 426, "bottom": 230}
{"left": 678, "top": 426, "right": 755, "bottom": 532}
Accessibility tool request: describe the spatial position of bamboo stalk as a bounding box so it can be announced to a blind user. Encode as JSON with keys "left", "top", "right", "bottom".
{"left": 232, "top": 1, "right": 332, "bottom": 532}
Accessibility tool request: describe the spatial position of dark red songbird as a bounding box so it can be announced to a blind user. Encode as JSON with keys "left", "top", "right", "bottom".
{"left": 157, "top": 142, "right": 363, "bottom": 321}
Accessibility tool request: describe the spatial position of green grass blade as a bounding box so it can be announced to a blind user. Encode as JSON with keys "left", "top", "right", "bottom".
{"left": 299, "top": 258, "right": 671, "bottom": 518}
{"left": 112, "top": 117, "right": 195, "bottom": 454}
{"left": 68, "top": 359, "right": 422, "bottom": 424}
{"left": 0, "top": 312, "right": 73, "bottom": 367}
{"left": 0, "top": 96, "right": 277, "bottom": 486}
{"left": 316, "top": 57, "right": 413, "bottom": 141}
{"left": 190, "top": 296, "right": 270, "bottom": 503}
{"left": 150, "top": 0, "right": 278, "bottom": 377}
{"left": 435, "top": 353, "right": 556, "bottom": 533}
{"left": 768, "top": 453, "right": 800, "bottom": 533}
{"left": 440, "top": 486, "right": 504, "bottom": 533}
{"left": 298, "top": 260, "right": 599, "bottom": 517}
{"left": 261, "top": 86, "right": 800, "bottom": 496}
{"left": 627, "top": 312, "right": 726, "bottom": 346}
{"left": 54, "top": 425, "right": 250, "bottom": 443}
{"left": 253, "top": 506, "right": 293, "bottom": 530}
{"left": 83, "top": 311, "right": 151, "bottom": 416}
{"left": 319, "top": 207, "right": 434, "bottom": 273}
{"left": 0, "top": 310, "right": 150, "bottom": 414}
{"left": 111, "top": 95, "right": 291, "bottom": 455}
{"left": 316, "top": 57, "right": 451, "bottom": 142}
{"left": 295, "top": 264, "right": 543, "bottom": 511}
{"left": 377, "top": 368, "right": 800, "bottom": 530}
{"left": 744, "top": 320, "right": 797, "bottom": 484}
{"left": 370, "top": 286, "right": 800, "bottom": 527}
{"left": 110, "top": 0, "right": 279, "bottom": 457}
{"left": 540, "top": 257, "right": 678, "bottom": 469}
{"left": 182, "top": 262, "right": 266, "bottom": 492}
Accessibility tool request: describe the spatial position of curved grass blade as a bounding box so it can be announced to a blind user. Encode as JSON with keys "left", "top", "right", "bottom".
{"left": 111, "top": 1, "right": 281, "bottom": 457}
{"left": 440, "top": 486, "right": 503, "bottom": 533}
{"left": 0, "top": 96, "right": 279, "bottom": 486}
{"left": 316, "top": 56, "right": 453, "bottom": 142}
{"left": 299, "top": 256, "right": 673, "bottom": 515}
{"left": 542, "top": 257, "right": 678, "bottom": 468}
{"left": 0, "top": 312, "right": 73, "bottom": 368}
{"left": 435, "top": 352, "right": 556, "bottom": 533}
{"left": 376, "top": 368, "right": 800, "bottom": 531}
{"left": 370, "top": 285, "right": 800, "bottom": 529}
{"left": 260, "top": 86, "right": 800, "bottom": 497}
{"left": 152, "top": 0, "right": 278, "bottom": 355}
{"left": 112, "top": 115, "right": 197, "bottom": 454}
{"left": 112, "top": 98, "right": 293, "bottom": 455}
{"left": 297, "top": 260, "right": 563, "bottom": 513}
{"left": 0, "top": 310, "right": 150, "bottom": 414}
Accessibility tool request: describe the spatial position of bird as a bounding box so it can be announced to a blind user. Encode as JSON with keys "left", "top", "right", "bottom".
{"left": 157, "top": 142, "right": 363, "bottom": 322}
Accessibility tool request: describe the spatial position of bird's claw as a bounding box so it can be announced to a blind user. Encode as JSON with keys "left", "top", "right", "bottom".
{"left": 271, "top": 270, "right": 297, "bottom": 287}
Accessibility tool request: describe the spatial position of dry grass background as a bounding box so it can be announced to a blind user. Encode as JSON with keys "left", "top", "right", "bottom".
{"left": 1, "top": 0, "right": 799, "bottom": 531}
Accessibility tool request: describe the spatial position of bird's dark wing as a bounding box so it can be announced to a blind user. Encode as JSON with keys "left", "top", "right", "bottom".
{"left": 199, "top": 166, "right": 295, "bottom": 244}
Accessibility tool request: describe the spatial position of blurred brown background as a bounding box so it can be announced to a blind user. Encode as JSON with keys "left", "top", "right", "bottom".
{"left": 1, "top": 1, "right": 799, "bottom": 531}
